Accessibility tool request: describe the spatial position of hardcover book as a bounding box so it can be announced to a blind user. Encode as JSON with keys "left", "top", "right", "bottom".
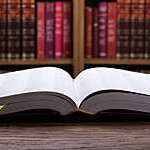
{"left": 45, "top": 2, "right": 54, "bottom": 58}
{"left": 55, "top": 2, "right": 63, "bottom": 58}
{"left": 117, "top": 0, "right": 131, "bottom": 59}
{"left": 62, "top": 1, "right": 72, "bottom": 58}
{"left": 130, "top": 0, "right": 145, "bottom": 59}
{"left": 0, "top": 67, "right": 150, "bottom": 116}
{"left": 37, "top": 2, "right": 45, "bottom": 59}
{"left": 107, "top": 2, "right": 117, "bottom": 58}
{"left": 22, "top": 0, "right": 35, "bottom": 60}
{"left": 85, "top": 7, "right": 93, "bottom": 58}
{"left": 0, "top": 0, "right": 6, "bottom": 59}
{"left": 7, "top": 0, "right": 21, "bottom": 59}
{"left": 98, "top": 2, "right": 107, "bottom": 58}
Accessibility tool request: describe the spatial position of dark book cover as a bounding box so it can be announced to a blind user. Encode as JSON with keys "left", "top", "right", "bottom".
{"left": 85, "top": 7, "right": 93, "bottom": 58}
{"left": 45, "top": 2, "right": 54, "bottom": 58}
{"left": 117, "top": 0, "right": 131, "bottom": 59}
{"left": 145, "top": 0, "right": 150, "bottom": 59}
{"left": 92, "top": 8, "right": 98, "bottom": 58}
{"left": 107, "top": 2, "right": 117, "bottom": 58}
{"left": 98, "top": 2, "right": 107, "bottom": 58}
{"left": 37, "top": 2, "right": 45, "bottom": 59}
{"left": 22, "top": 0, "right": 35, "bottom": 60}
{"left": 130, "top": 0, "right": 145, "bottom": 59}
{"left": 55, "top": 2, "right": 63, "bottom": 58}
{"left": 7, "top": 0, "right": 21, "bottom": 59}
{"left": 62, "top": 1, "right": 72, "bottom": 58}
{"left": 0, "top": 0, "right": 7, "bottom": 59}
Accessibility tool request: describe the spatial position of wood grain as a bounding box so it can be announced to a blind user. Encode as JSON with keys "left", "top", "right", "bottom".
{"left": 0, "top": 122, "right": 150, "bottom": 150}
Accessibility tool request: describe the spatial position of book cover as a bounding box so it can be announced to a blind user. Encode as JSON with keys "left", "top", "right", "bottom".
{"left": 45, "top": 2, "right": 54, "bottom": 58}
{"left": 62, "top": 1, "right": 72, "bottom": 58}
{"left": 85, "top": 7, "right": 93, "bottom": 58}
{"left": 145, "top": 0, "right": 150, "bottom": 59}
{"left": 130, "top": 0, "right": 145, "bottom": 59}
{"left": 107, "top": 2, "right": 117, "bottom": 58}
{"left": 55, "top": 2, "right": 63, "bottom": 58}
{"left": 7, "top": 0, "right": 21, "bottom": 59}
{"left": 22, "top": 0, "right": 35, "bottom": 60}
{"left": 93, "top": 8, "right": 98, "bottom": 58}
{"left": 117, "top": 0, "right": 131, "bottom": 59}
{"left": 37, "top": 2, "right": 45, "bottom": 59}
{"left": 0, "top": 0, "right": 7, "bottom": 59}
{"left": 98, "top": 2, "right": 107, "bottom": 58}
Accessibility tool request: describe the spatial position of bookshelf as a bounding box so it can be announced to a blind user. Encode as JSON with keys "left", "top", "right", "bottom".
{"left": 1, "top": 0, "right": 150, "bottom": 77}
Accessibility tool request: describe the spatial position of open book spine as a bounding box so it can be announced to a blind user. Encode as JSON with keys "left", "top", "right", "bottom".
{"left": 7, "top": 0, "right": 21, "bottom": 59}
{"left": 107, "top": 2, "right": 117, "bottom": 58}
{"left": 37, "top": 2, "right": 45, "bottom": 59}
{"left": 45, "top": 2, "right": 54, "bottom": 59}
{"left": 130, "top": 0, "right": 145, "bottom": 59}
{"left": 117, "top": 0, "right": 131, "bottom": 59}
{"left": 0, "top": 0, "right": 7, "bottom": 59}
{"left": 145, "top": 0, "right": 150, "bottom": 59}
{"left": 22, "top": 0, "right": 35, "bottom": 60}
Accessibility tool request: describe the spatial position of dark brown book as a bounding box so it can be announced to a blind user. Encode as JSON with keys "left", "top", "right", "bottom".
{"left": 130, "top": 0, "right": 145, "bottom": 59}
{"left": 22, "top": 0, "right": 35, "bottom": 60}
{"left": 85, "top": 7, "right": 93, "bottom": 58}
{"left": 0, "top": 68, "right": 150, "bottom": 116}
{"left": 7, "top": 0, "right": 21, "bottom": 59}
{"left": 117, "top": 0, "right": 131, "bottom": 59}
{"left": 0, "top": 0, "right": 7, "bottom": 59}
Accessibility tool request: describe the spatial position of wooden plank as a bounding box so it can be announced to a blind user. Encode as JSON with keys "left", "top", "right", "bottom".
{"left": 0, "top": 59, "right": 72, "bottom": 65}
{"left": 0, "top": 123, "right": 150, "bottom": 149}
{"left": 85, "top": 59, "right": 150, "bottom": 65}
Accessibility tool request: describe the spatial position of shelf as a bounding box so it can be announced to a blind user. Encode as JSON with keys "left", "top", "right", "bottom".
{"left": 85, "top": 59, "right": 150, "bottom": 65}
{"left": 0, "top": 59, "right": 72, "bottom": 66}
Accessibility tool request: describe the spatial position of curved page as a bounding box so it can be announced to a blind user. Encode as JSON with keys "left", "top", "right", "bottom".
{"left": 75, "top": 67, "right": 150, "bottom": 107}
{"left": 0, "top": 67, "right": 77, "bottom": 104}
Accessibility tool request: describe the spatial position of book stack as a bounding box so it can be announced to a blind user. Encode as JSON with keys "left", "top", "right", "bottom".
{"left": 37, "top": 1, "right": 72, "bottom": 59}
{"left": 85, "top": 1, "right": 117, "bottom": 58}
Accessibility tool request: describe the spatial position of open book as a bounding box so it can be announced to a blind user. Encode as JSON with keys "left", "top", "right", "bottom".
{"left": 0, "top": 67, "right": 150, "bottom": 116}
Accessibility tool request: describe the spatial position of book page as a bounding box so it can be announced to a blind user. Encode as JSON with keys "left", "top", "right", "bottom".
{"left": 74, "top": 67, "right": 150, "bottom": 107}
{"left": 0, "top": 67, "right": 77, "bottom": 104}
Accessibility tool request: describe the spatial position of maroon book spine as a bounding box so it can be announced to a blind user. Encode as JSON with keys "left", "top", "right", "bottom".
{"left": 55, "top": 2, "right": 63, "bottom": 58}
{"left": 37, "top": 2, "right": 45, "bottom": 59}
{"left": 145, "top": 0, "right": 150, "bottom": 59}
{"left": 93, "top": 8, "right": 98, "bottom": 58}
{"left": 98, "top": 2, "right": 107, "bottom": 58}
{"left": 45, "top": 2, "right": 54, "bottom": 58}
{"left": 117, "top": 0, "right": 131, "bottom": 59}
{"left": 22, "top": 0, "right": 35, "bottom": 60}
{"left": 130, "top": 0, "right": 145, "bottom": 59}
{"left": 85, "top": 7, "right": 93, "bottom": 58}
{"left": 62, "top": 1, "right": 72, "bottom": 58}
{"left": 107, "top": 2, "right": 117, "bottom": 58}
{"left": 7, "top": 0, "right": 21, "bottom": 59}
{"left": 0, "top": 0, "right": 7, "bottom": 59}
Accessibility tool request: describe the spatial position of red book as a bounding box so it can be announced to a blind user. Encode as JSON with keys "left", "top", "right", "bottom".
{"left": 55, "top": 2, "right": 63, "bottom": 58}
{"left": 107, "top": 2, "right": 117, "bottom": 58}
{"left": 62, "top": 1, "right": 71, "bottom": 58}
{"left": 37, "top": 2, "right": 45, "bottom": 59}
{"left": 85, "top": 7, "right": 93, "bottom": 58}
{"left": 45, "top": 2, "right": 54, "bottom": 58}
{"left": 98, "top": 2, "right": 107, "bottom": 58}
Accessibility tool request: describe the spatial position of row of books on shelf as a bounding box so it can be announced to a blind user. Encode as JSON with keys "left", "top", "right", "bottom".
{"left": 0, "top": 0, "right": 72, "bottom": 60}
{"left": 85, "top": 0, "right": 150, "bottom": 59}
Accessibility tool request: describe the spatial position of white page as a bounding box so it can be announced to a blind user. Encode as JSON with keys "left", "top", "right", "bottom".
{"left": 75, "top": 67, "right": 150, "bottom": 107}
{"left": 0, "top": 67, "right": 77, "bottom": 104}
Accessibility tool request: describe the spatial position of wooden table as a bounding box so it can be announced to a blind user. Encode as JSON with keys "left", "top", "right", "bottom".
{"left": 0, "top": 122, "right": 150, "bottom": 150}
